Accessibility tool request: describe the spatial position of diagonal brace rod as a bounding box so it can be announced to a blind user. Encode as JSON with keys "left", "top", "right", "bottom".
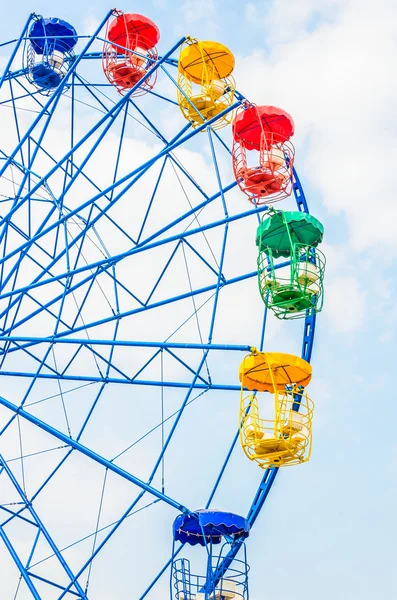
{"left": 0, "top": 397, "right": 189, "bottom": 513}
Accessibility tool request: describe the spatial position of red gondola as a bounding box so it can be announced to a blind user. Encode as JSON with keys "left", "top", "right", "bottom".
{"left": 232, "top": 105, "right": 295, "bottom": 204}
{"left": 102, "top": 11, "right": 160, "bottom": 96}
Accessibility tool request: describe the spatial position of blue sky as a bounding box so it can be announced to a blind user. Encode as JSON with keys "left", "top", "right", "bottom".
{"left": 0, "top": 1, "right": 396, "bottom": 599}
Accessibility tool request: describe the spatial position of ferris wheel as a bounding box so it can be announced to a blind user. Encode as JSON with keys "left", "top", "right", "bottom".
{"left": 0, "top": 10, "right": 325, "bottom": 600}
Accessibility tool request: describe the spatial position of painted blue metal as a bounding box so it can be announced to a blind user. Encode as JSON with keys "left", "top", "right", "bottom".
{"left": 292, "top": 166, "right": 310, "bottom": 213}
{"left": 0, "top": 398, "right": 189, "bottom": 512}
{"left": 0, "top": 371, "right": 242, "bottom": 390}
{"left": 0, "top": 337, "right": 253, "bottom": 352}
{"left": 0, "top": 13, "right": 320, "bottom": 600}
{"left": 0, "top": 524, "right": 42, "bottom": 599}
{"left": 0, "top": 199, "right": 262, "bottom": 306}
{"left": 0, "top": 455, "right": 87, "bottom": 599}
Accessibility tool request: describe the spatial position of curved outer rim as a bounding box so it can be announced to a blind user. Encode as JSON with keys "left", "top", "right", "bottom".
{"left": 206, "top": 165, "right": 317, "bottom": 589}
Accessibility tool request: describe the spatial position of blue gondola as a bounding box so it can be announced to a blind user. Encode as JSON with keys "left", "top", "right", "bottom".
{"left": 172, "top": 510, "right": 250, "bottom": 599}
{"left": 25, "top": 16, "right": 78, "bottom": 93}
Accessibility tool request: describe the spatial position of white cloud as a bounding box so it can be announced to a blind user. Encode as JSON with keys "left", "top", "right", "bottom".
{"left": 81, "top": 14, "right": 101, "bottom": 38}
{"left": 182, "top": 0, "right": 216, "bottom": 24}
{"left": 324, "top": 274, "right": 365, "bottom": 333}
{"left": 237, "top": 0, "right": 397, "bottom": 252}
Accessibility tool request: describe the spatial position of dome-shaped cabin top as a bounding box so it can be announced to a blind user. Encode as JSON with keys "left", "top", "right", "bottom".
{"left": 256, "top": 211, "right": 324, "bottom": 258}
{"left": 233, "top": 105, "right": 295, "bottom": 150}
{"left": 239, "top": 352, "right": 312, "bottom": 392}
{"left": 29, "top": 17, "right": 78, "bottom": 54}
{"left": 173, "top": 510, "right": 250, "bottom": 546}
{"left": 107, "top": 13, "right": 160, "bottom": 51}
{"left": 179, "top": 40, "right": 235, "bottom": 84}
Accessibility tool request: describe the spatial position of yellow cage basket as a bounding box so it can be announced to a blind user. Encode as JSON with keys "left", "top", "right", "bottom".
{"left": 239, "top": 352, "right": 314, "bottom": 468}
{"left": 177, "top": 38, "right": 236, "bottom": 130}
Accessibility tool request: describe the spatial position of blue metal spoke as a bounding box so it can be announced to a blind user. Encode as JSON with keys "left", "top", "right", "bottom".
{"left": 0, "top": 370, "right": 243, "bottom": 390}
{"left": 0, "top": 336, "right": 251, "bottom": 353}
{"left": 0, "top": 398, "right": 190, "bottom": 512}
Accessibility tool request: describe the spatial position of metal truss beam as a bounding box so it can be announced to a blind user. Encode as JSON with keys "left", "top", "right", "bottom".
{"left": 0, "top": 371, "right": 241, "bottom": 391}
{"left": 0, "top": 397, "right": 189, "bottom": 513}
{"left": 0, "top": 337, "right": 252, "bottom": 352}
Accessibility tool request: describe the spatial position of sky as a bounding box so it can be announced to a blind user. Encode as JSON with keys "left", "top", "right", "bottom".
{"left": 0, "top": 0, "right": 396, "bottom": 599}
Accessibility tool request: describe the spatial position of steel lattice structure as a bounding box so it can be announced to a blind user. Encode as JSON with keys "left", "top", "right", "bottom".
{"left": 0, "top": 11, "right": 317, "bottom": 599}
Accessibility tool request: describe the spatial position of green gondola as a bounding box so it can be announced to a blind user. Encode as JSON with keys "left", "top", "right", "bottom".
{"left": 256, "top": 210, "right": 326, "bottom": 319}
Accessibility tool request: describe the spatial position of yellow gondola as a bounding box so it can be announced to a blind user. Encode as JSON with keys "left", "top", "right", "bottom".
{"left": 177, "top": 38, "right": 236, "bottom": 130}
{"left": 239, "top": 351, "right": 314, "bottom": 468}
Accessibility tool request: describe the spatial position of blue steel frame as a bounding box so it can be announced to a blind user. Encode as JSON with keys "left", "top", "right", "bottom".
{"left": 0, "top": 12, "right": 318, "bottom": 600}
